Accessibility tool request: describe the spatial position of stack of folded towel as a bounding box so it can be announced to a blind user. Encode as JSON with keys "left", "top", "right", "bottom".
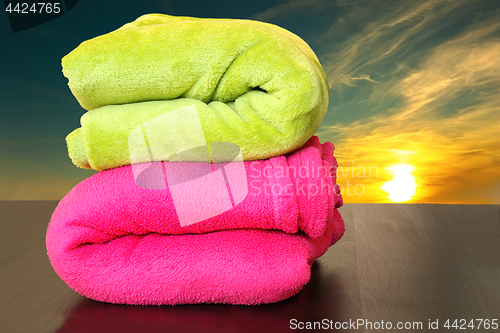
{"left": 46, "top": 14, "right": 344, "bottom": 305}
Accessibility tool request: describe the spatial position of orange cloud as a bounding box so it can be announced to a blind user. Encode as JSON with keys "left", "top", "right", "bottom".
{"left": 319, "top": 8, "right": 500, "bottom": 203}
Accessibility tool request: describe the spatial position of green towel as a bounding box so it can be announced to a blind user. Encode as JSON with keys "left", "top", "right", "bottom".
{"left": 63, "top": 14, "right": 329, "bottom": 170}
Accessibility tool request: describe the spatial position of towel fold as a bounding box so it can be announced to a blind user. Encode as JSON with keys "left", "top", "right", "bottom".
{"left": 46, "top": 137, "right": 345, "bottom": 305}
{"left": 61, "top": 136, "right": 341, "bottom": 238}
{"left": 52, "top": 13, "right": 344, "bottom": 306}
{"left": 63, "top": 13, "right": 329, "bottom": 170}
{"left": 46, "top": 212, "right": 343, "bottom": 305}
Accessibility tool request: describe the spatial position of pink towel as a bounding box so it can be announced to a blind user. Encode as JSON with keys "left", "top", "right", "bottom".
{"left": 51, "top": 136, "right": 342, "bottom": 238}
{"left": 46, "top": 137, "right": 344, "bottom": 305}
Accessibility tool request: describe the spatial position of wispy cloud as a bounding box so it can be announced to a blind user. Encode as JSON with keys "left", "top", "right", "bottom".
{"left": 391, "top": 20, "right": 500, "bottom": 121}
{"left": 318, "top": 1, "right": 500, "bottom": 203}
{"left": 322, "top": 0, "right": 468, "bottom": 90}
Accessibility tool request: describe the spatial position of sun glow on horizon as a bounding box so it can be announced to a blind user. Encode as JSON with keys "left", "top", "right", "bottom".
{"left": 381, "top": 164, "right": 418, "bottom": 202}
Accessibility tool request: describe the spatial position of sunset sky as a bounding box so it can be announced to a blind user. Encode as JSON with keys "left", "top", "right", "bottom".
{"left": 1, "top": 0, "right": 499, "bottom": 203}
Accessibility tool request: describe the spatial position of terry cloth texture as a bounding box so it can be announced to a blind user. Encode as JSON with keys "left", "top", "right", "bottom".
{"left": 46, "top": 137, "right": 345, "bottom": 305}
{"left": 63, "top": 13, "right": 329, "bottom": 169}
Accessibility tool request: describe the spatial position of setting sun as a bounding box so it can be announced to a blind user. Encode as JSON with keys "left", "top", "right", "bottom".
{"left": 381, "top": 164, "right": 418, "bottom": 203}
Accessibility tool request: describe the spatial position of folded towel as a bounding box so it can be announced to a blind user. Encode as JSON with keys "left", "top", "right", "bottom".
{"left": 54, "top": 136, "right": 342, "bottom": 238}
{"left": 46, "top": 137, "right": 345, "bottom": 305}
{"left": 55, "top": 286, "right": 315, "bottom": 332}
{"left": 46, "top": 212, "right": 343, "bottom": 305}
{"left": 63, "top": 13, "right": 329, "bottom": 170}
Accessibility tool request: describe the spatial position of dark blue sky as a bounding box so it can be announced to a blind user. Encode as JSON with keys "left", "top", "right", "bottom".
{"left": 1, "top": 0, "right": 499, "bottom": 203}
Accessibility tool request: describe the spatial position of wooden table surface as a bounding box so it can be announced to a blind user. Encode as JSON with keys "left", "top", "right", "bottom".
{"left": 1, "top": 202, "right": 499, "bottom": 332}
